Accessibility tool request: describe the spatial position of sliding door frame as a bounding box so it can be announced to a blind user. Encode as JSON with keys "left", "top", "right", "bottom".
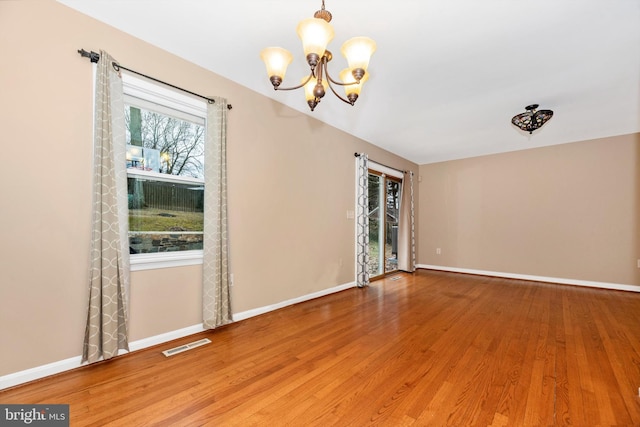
{"left": 368, "top": 169, "right": 402, "bottom": 281}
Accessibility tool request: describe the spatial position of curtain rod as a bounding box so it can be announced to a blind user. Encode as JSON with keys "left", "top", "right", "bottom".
{"left": 354, "top": 152, "right": 409, "bottom": 174}
{"left": 77, "top": 49, "right": 232, "bottom": 110}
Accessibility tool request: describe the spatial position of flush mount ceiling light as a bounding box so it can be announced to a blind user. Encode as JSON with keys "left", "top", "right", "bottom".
{"left": 511, "top": 104, "right": 554, "bottom": 134}
{"left": 260, "top": 0, "right": 376, "bottom": 111}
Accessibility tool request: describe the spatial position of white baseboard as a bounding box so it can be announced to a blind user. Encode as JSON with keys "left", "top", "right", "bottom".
{"left": 0, "top": 324, "right": 206, "bottom": 391}
{"left": 0, "top": 356, "right": 84, "bottom": 392}
{"left": 0, "top": 280, "right": 356, "bottom": 391}
{"left": 417, "top": 264, "right": 640, "bottom": 292}
{"left": 232, "top": 281, "right": 356, "bottom": 322}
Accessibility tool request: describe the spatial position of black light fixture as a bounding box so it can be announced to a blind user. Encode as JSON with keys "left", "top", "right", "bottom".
{"left": 511, "top": 104, "right": 554, "bottom": 134}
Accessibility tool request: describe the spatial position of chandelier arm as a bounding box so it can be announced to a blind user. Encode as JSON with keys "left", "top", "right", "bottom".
{"left": 326, "top": 78, "right": 355, "bottom": 105}
{"left": 325, "top": 70, "right": 359, "bottom": 87}
{"left": 274, "top": 72, "right": 315, "bottom": 91}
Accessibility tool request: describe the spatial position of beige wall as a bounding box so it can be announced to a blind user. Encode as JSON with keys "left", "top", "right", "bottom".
{"left": 418, "top": 133, "right": 640, "bottom": 287}
{"left": 4, "top": 0, "right": 635, "bottom": 381}
{"left": 0, "top": 1, "right": 418, "bottom": 377}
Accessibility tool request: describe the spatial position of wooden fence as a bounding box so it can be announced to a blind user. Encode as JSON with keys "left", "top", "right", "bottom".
{"left": 130, "top": 179, "right": 204, "bottom": 212}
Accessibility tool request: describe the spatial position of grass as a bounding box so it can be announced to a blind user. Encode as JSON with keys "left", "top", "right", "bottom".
{"left": 129, "top": 207, "right": 203, "bottom": 232}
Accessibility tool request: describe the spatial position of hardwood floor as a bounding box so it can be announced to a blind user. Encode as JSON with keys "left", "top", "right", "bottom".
{"left": 3, "top": 270, "right": 640, "bottom": 426}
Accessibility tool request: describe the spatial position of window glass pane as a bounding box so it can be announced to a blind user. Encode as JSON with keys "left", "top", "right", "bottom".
{"left": 125, "top": 102, "right": 205, "bottom": 255}
{"left": 367, "top": 173, "right": 402, "bottom": 278}
{"left": 385, "top": 179, "right": 400, "bottom": 273}
{"left": 125, "top": 105, "right": 205, "bottom": 179}
{"left": 128, "top": 177, "right": 204, "bottom": 254}
{"left": 368, "top": 173, "right": 383, "bottom": 277}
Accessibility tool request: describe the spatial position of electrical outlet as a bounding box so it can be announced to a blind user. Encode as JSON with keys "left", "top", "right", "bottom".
{"left": 230, "top": 273, "right": 234, "bottom": 286}
{"left": 436, "top": 248, "right": 441, "bottom": 255}
{"left": 637, "top": 259, "right": 640, "bottom": 269}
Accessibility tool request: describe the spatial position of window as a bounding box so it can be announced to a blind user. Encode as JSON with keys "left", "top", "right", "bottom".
{"left": 122, "top": 75, "right": 207, "bottom": 270}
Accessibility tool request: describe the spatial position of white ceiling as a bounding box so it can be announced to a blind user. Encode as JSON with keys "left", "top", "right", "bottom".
{"left": 59, "top": 0, "right": 640, "bottom": 164}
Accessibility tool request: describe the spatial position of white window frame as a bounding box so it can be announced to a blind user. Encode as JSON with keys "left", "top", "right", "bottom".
{"left": 123, "top": 74, "right": 207, "bottom": 271}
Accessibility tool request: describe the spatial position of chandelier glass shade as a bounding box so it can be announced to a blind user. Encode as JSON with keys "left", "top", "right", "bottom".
{"left": 302, "top": 75, "right": 328, "bottom": 110}
{"left": 511, "top": 104, "right": 554, "bottom": 134}
{"left": 260, "top": 47, "right": 294, "bottom": 82}
{"left": 340, "top": 68, "right": 369, "bottom": 98}
{"left": 297, "top": 18, "right": 335, "bottom": 63}
{"left": 260, "top": 1, "right": 376, "bottom": 111}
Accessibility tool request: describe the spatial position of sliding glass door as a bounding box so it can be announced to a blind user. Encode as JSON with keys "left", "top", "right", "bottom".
{"left": 368, "top": 171, "right": 401, "bottom": 279}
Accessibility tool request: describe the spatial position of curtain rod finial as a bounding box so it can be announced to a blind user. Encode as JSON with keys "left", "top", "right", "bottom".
{"left": 78, "top": 48, "right": 100, "bottom": 63}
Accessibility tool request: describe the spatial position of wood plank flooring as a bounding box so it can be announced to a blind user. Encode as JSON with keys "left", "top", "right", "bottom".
{"left": 3, "top": 270, "right": 640, "bottom": 426}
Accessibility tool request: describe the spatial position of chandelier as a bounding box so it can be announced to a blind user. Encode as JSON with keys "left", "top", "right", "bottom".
{"left": 511, "top": 104, "right": 554, "bottom": 134}
{"left": 260, "top": 0, "right": 376, "bottom": 111}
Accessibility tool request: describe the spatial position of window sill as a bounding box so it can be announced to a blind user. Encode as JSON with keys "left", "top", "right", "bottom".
{"left": 130, "top": 250, "right": 203, "bottom": 271}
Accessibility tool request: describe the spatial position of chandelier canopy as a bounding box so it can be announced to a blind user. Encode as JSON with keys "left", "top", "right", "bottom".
{"left": 511, "top": 104, "right": 554, "bottom": 134}
{"left": 260, "top": 1, "right": 376, "bottom": 111}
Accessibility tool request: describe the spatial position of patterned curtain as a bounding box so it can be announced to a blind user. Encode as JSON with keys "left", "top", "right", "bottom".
{"left": 398, "top": 171, "right": 416, "bottom": 272}
{"left": 203, "top": 98, "right": 233, "bottom": 328}
{"left": 83, "top": 51, "right": 130, "bottom": 363}
{"left": 356, "top": 153, "right": 370, "bottom": 287}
